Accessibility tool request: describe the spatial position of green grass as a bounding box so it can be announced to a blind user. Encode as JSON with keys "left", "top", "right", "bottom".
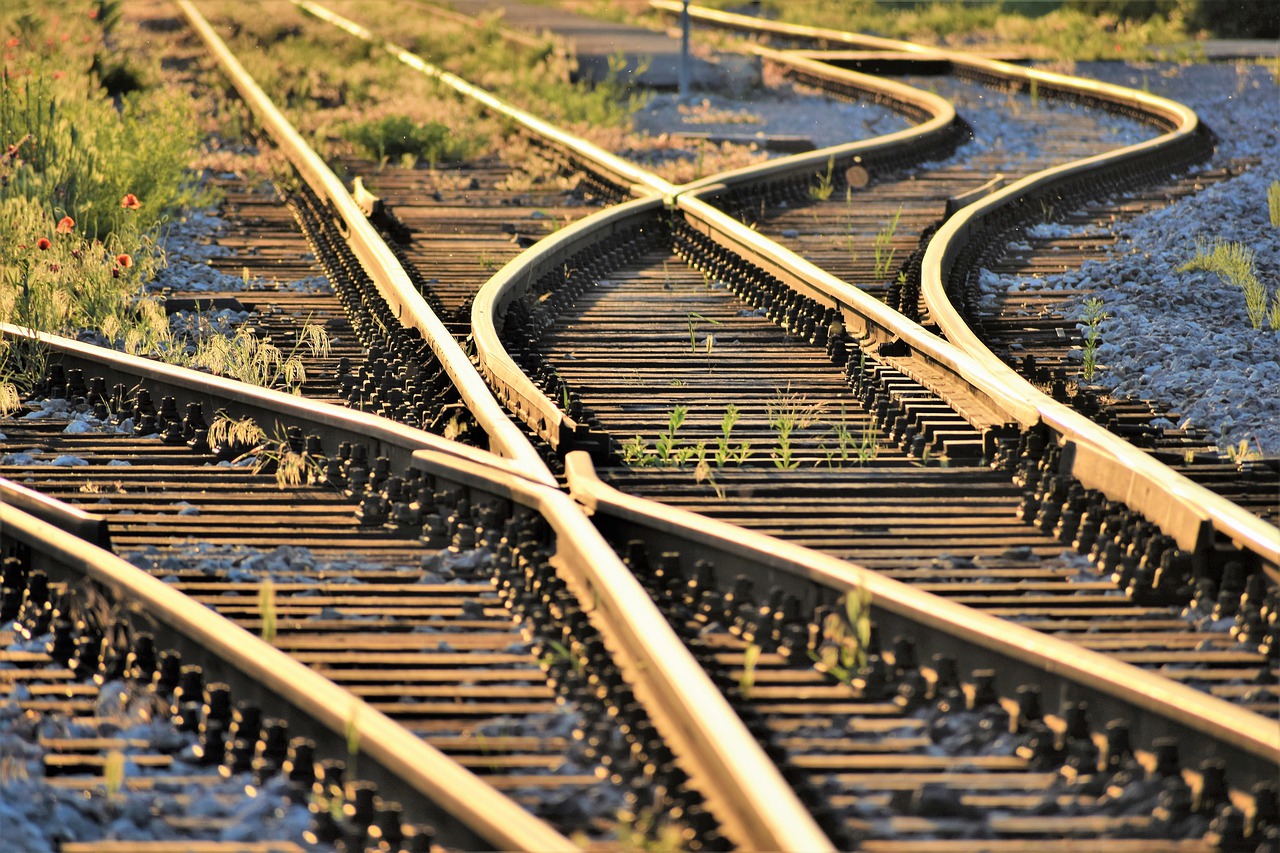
{"left": 686, "top": 0, "right": 1217, "bottom": 60}
{"left": 0, "top": 2, "right": 215, "bottom": 393}
{"left": 1179, "top": 237, "right": 1275, "bottom": 331}
{"left": 1079, "top": 296, "right": 1108, "bottom": 380}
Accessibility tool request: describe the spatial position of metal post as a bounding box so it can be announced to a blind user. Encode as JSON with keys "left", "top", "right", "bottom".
{"left": 679, "top": 0, "right": 690, "bottom": 99}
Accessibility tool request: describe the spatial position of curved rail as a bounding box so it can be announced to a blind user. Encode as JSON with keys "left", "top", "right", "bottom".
{"left": 924, "top": 178, "right": 1280, "bottom": 568}
{"left": 677, "top": 44, "right": 962, "bottom": 198}
{"left": 292, "top": 0, "right": 679, "bottom": 201}
{"left": 648, "top": 2, "right": 1278, "bottom": 568}
{"left": 409, "top": 448, "right": 835, "bottom": 851}
{"left": 0, "top": 501, "right": 574, "bottom": 851}
{"left": 473, "top": 195, "right": 666, "bottom": 455}
{"left": 177, "top": 0, "right": 553, "bottom": 485}
{"left": 564, "top": 450, "right": 1280, "bottom": 792}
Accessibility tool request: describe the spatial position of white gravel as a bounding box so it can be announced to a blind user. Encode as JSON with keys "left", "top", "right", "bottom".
{"left": 1003, "top": 61, "right": 1279, "bottom": 453}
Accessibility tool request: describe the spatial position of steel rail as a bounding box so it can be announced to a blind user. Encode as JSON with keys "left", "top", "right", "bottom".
{"left": 291, "top": 0, "right": 679, "bottom": 201}
{"left": 0, "top": 324, "right": 532, "bottom": 484}
{"left": 177, "top": 1, "right": 553, "bottom": 486}
{"left": 649, "top": 2, "right": 1279, "bottom": 567}
{"left": 652, "top": 0, "right": 1199, "bottom": 130}
{"left": 0, "top": 501, "right": 575, "bottom": 851}
{"left": 676, "top": 44, "right": 961, "bottom": 198}
{"left": 563, "top": 450, "right": 1280, "bottom": 793}
{"left": 409, "top": 447, "right": 835, "bottom": 851}
{"left": 924, "top": 178, "right": 1280, "bottom": 568}
{"left": 0, "top": 475, "right": 111, "bottom": 548}
{"left": 290, "top": 0, "right": 1273, "bottom": 569}
{"left": 472, "top": 195, "right": 666, "bottom": 455}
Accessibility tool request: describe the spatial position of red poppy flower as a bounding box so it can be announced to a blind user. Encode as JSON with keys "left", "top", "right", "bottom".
{"left": 5, "top": 38, "right": 18, "bottom": 49}
{"left": 36, "top": 237, "right": 51, "bottom": 251}
{"left": 120, "top": 193, "right": 141, "bottom": 210}
{"left": 55, "top": 216, "right": 74, "bottom": 234}
{"left": 48, "top": 263, "right": 60, "bottom": 273}
{"left": 115, "top": 253, "right": 133, "bottom": 268}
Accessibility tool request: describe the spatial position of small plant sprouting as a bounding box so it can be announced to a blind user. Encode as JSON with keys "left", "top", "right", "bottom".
{"left": 207, "top": 412, "right": 267, "bottom": 452}
{"left": 258, "top": 578, "right": 277, "bottom": 645}
{"left": 808, "top": 155, "right": 836, "bottom": 202}
{"left": 872, "top": 206, "right": 902, "bottom": 279}
{"left": 1224, "top": 436, "right": 1263, "bottom": 464}
{"left": 620, "top": 434, "right": 655, "bottom": 466}
{"left": 1080, "top": 297, "right": 1108, "bottom": 381}
{"left": 767, "top": 389, "right": 825, "bottom": 470}
{"left": 1179, "top": 237, "right": 1273, "bottom": 330}
{"left": 809, "top": 587, "right": 872, "bottom": 683}
{"left": 0, "top": 382, "right": 20, "bottom": 416}
{"left": 103, "top": 749, "right": 126, "bottom": 801}
{"left": 541, "top": 639, "right": 585, "bottom": 676}
{"left": 345, "top": 703, "right": 361, "bottom": 779}
{"left": 654, "top": 404, "right": 690, "bottom": 465}
{"left": 818, "top": 405, "right": 879, "bottom": 467}
{"left": 713, "top": 404, "right": 751, "bottom": 467}
{"left": 1268, "top": 179, "right": 1280, "bottom": 228}
{"left": 259, "top": 426, "right": 325, "bottom": 488}
{"left": 686, "top": 311, "right": 721, "bottom": 354}
{"left": 739, "top": 643, "right": 761, "bottom": 700}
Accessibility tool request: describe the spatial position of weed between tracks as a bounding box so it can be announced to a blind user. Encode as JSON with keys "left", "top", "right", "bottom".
{"left": 1078, "top": 296, "right": 1108, "bottom": 381}
{"left": 1179, "top": 236, "right": 1279, "bottom": 331}
{"left": 621, "top": 390, "right": 882, "bottom": 493}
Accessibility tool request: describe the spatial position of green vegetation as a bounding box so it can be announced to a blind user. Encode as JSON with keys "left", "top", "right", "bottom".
{"left": 767, "top": 389, "right": 825, "bottom": 470}
{"left": 103, "top": 749, "right": 126, "bottom": 801}
{"left": 808, "top": 156, "right": 836, "bottom": 202}
{"left": 739, "top": 643, "right": 761, "bottom": 700}
{"left": 258, "top": 578, "right": 278, "bottom": 644}
{"left": 713, "top": 403, "right": 751, "bottom": 466}
{"left": 1079, "top": 296, "right": 1108, "bottom": 380}
{"left": 810, "top": 588, "right": 872, "bottom": 683}
{"left": 1, "top": 4, "right": 204, "bottom": 394}
{"left": 819, "top": 405, "right": 879, "bottom": 467}
{"left": 188, "top": 322, "right": 331, "bottom": 393}
{"left": 873, "top": 206, "right": 903, "bottom": 280}
{"left": 340, "top": 114, "right": 469, "bottom": 167}
{"left": 693, "top": 0, "right": 1274, "bottom": 59}
{"left": 1179, "top": 237, "right": 1277, "bottom": 331}
{"left": 686, "top": 311, "right": 720, "bottom": 354}
{"left": 1269, "top": 179, "right": 1280, "bottom": 228}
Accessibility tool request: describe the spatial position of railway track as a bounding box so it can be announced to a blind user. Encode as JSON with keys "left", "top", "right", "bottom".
{"left": 2, "top": 3, "right": 824, "bottom": 848}
{"left": 3, "top": 0, "right": 1277, "bottom": 848}
{"left": 0, "top": 327, "right": 828, "bottom": 848}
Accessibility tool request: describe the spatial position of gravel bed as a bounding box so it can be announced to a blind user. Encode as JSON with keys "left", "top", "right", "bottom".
{"left": 632, "top": 78, "right": 913, "bottom": 153}
{"left": 637, "top": 61, "right": 1278, "bottom": 454}
{"left": 987, "top": 61, "right": 1279, "bottom": 453}
{"left": 0, "top": 633, "right": 316, "bottom": 852}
